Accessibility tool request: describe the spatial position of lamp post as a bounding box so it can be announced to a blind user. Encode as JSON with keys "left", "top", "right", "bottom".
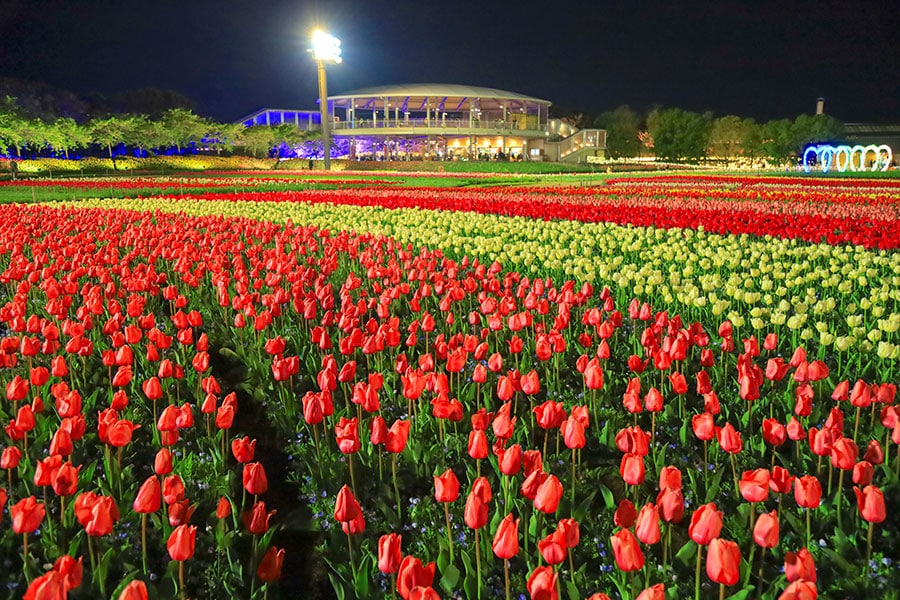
{"left": 311, "top": 29, "right": 341, "bottom": 170}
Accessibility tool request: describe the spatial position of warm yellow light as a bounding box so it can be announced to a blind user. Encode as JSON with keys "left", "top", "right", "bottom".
{"left": 311, "top": 30, "right": 342, "bottom": 63}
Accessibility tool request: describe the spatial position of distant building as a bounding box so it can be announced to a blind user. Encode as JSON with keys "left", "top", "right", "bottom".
{"left": 237, "top": 83, "right": 605, "bottom": 163}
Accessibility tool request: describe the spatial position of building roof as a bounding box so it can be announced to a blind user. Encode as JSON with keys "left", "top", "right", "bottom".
{"left": 329, "top": 83, "right": 551, "bottom": 105}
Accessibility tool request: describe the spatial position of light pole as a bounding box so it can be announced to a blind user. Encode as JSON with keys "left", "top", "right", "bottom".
{"left": 311, "top": 29, "right": 341, "bottom": 170}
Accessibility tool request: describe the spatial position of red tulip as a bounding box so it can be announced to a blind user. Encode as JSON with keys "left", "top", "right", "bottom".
{"left": 762, "top": 418, "right": 787, "bottom": 446}
{"left": 464, "top": 492, "right": 488, "bottom": 529}
{"left": 614, "top": 499, "right": 638, "bottom": 528}
{"left": 133, "top": 476, "right": 161, "bottom": 514}
{"left": 769, "top": 465, "right": 795, "bottom": 495}
{"left": 385, "top": 419, "right": 411, "bottom": 453}
{"left": 794, "top": 475, "right": 822, "bottom": 509}
{"left": 706, "top": 538, "right": 741, "bottom": 586}
{"left": 335, "top": 417, "right": 361, "bottom": 454}
{"left": 10, "top": 496, "right": 45, "bottom": 534}
{"left": 1, "top": 446, "right": 22, "bottom": 469}
{"left": 242, "top": 462, "right": 268, "bottom": 496}
{"left": 534, "top": 400, "right": 565, "bottom": 430}
{"left": 537, "top": 530, "right": 567, "bottom": 565}
{"left": 688, "top": 503, "right": 723, "bottom": 545}
{"left": 492, "top": 513, "right": 520, "bottom": 559}
{"left": 78, "top": 493, "right": 119, "bottom": 536}
{"left": 216, "top": 497, "right": 232, "bottom": 519}
{"left": 467, "top": 429, "right": 488, "bottom": 460}
{"left": 256, "top": 546, "right": 285, "bottom": 582}
{"left": 557, "top": 517, "right": 580, "bottom": 548}
{"left": 163, "top": 475, "right": 185, "bottom": 505}
{"left": 863, "top": 440, "right": 884, "bottom": 465}
{"left": 739, "top": 468, "right": 770, "bottom": 503}
{"left": 620, "top": 453, "right": 645, "bottom": 486}
{"left": 635, "top": 584, "right": 666, "bottom": 600}
{"left": 497, "top": 443, "right": 523, "bottom": 475}
{"left": 333, "top": 485, "right": 360, "bottom": 523}
{"left": 644, "top": 387, "right": 663, "bottom": 412}
{"left": 658, "top": 465, "right": 682, "bottom": 491}
{"left": 753, "top": 510, "right": 779, "bottom": 548}
{"left": 656, "top": 487, "right": 685, "bottom": 523}
{"left": 615, "top": 426, "right": 650, "bottom": 455}
{"left": 852, "top": 461, "right": 874, "bottom": 486}
{"left": 397, "top": 556, "right": 436, "bottom": 600}
{"left": 854, "top": 485, "right": 886, "bottom": 523}
{"left": 533, "top": 474, "right": 563, "bottom": 514}
{"left": 472, "top": 476, "right": 492, "bottom": 503}
{"left": 635, "top": 502, "right": 661, "bottom": 544}
{"left": 610, "top": 528, "right": 644, "bottom": 571}
{"left": 521, "top": 370, "right": 540, "bottom": 395}
{"left": 242, "top": 500, "right": 276, "bottom": 535}
{"left": 231, "top": 436, "right": 257, "bottom": 463}
{"left": 142, "top": 377, "right": 162, "bottom": 401}
{"left": 378, "top": 533, "right": 402, "bottom": 574}
{"left": 117, "top": 580, "right": 149, "bottom": 600}
{"left": 51, "top": 554, "right": 83, "bottom": 591}
{"left": 167, "top": 524, "right": 197, "bottom": 561}
{"left": 433, "top": 468, "right": 460, "bottom": 503}
{"left": 561, "top": 417, "right": 586, "bottom": 449}
{"left": 168, "top": 499, "right": 196, "bottom": 527}
{"left": 717, "top": 423, "right": 743, "bottom": 453}
{"left": 784, "top": 548, "right": 816, "bottom": 582}
{"left": 51, "top": 461, "right": 79, "bottom": 497}
{"left": 778, "top": 580, "right": 818, "bottom": 600}
{"left": 527, "top": 565, "right": 559, "bottom": 599}
{"left": 23, "top": 571, "right": 66, "bottom": 600}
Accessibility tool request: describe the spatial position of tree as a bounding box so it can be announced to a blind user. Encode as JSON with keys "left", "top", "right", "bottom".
{"left": 235, "top": 126, "right": 277, "bottom": 158}
{"left": 646, "top": 108, "right": 712, "bottom": 162}
{"left": 48, "top": 117, "right": 90, "bottom": 159}
{"left": 15, "top": 119, "right": 49, "bottom": 157}
{"left": 595, "top": 105, "right": 641, "bottom": 159}
{"left": 89, "top": 116, "right": 128, "bottom": 158}
{"left": 759, "top": 119, "right": 795, "bottom": 164}
{"left": 203, "top": 122, "right": 244, "bottom": 155}
{"left": 792, "top": 114, "right": 846, "bottom": 150}
{"left": 159, "top": 108, "right": 208, "bottom": 153}
{"left": 0, "top": 96, "right": 26, "bottom": 157}
{"left": 708, "top": 115, "right": 758, "bottom": 161}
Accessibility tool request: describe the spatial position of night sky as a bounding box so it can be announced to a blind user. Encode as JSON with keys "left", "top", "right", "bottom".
{"left": 2, "top": 0, "right": 897, "bottom": 123}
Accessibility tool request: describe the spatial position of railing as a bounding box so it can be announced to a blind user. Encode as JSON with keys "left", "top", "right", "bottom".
{"left": 332, "top": 118, "right": 545, "bottom": 133}
{"left": 557, "top": 129, "right": 607, "bottom": 158}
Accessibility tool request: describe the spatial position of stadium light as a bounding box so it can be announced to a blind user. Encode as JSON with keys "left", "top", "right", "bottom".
{"left": 310, "top": 30, "right": 341, "bottom": 170}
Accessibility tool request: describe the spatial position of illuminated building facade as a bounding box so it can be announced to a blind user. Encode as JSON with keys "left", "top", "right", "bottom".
{"left": 238, "top": 83, "right": 606, "bottom": 162}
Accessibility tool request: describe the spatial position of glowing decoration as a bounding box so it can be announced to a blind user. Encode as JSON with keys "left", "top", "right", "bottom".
{"left": 803, "top": 144, "right": 892, "bottom": 173}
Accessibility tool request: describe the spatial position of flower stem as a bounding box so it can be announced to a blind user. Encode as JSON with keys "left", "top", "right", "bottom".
{"left": 695, "top": 544, "right": 703, "bottom": 600}
{"left": 179, "top": 560, "right": 185, "bottom": 600}
{"left": 865, "top": 521, "right": 874, "bottom": 570}
{"left": 504, "top": 558, "right": 511, "bottom": 600}
{"left": 392, "top": 454, "right": 402, "bottom": 522}
{"left": 444, "top": 503, "right": 455, "bottom": 563}
{"left": 475, "top": 528, "right": 482, "bottom": 600}
{"left": 142, "top": 513, "right": 148, "bottom": 575}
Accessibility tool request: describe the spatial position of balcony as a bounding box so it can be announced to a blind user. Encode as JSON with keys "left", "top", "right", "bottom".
{"left": 331, "top": 117, "right": 548, "bottom": 138}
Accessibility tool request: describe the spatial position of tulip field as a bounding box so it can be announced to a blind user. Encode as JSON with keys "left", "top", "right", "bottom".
{"left": 0, "top": 171, "right": 898, "bottom": 600}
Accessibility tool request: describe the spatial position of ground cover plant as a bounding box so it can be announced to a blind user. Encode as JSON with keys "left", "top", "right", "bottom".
{"left": 0, "top": 172, "right": 897, "bottom": 600}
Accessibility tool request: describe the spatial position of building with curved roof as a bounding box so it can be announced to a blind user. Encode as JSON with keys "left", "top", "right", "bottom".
{"left": 239, "top": 83, "right": 606, "bottom": 162}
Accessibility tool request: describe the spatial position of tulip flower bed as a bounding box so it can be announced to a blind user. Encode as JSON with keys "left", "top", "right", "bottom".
{"left": 74, "top": 195, "right": 900, "bottom": 368}
{"left": 0, "top": 172, "right": 898, "bottom": 600}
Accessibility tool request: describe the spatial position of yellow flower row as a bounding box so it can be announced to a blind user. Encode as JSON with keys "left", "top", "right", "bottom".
{"left": 60, "top": 197, "right": 900, "bottom": 359}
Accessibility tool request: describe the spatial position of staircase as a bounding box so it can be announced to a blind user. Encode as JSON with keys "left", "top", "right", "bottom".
{"left": 544, "top": 129, "right": 607, "bottom": 163}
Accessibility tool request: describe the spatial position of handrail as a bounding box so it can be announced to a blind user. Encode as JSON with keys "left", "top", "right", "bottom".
{"left": 332, "top": 118, "right": 546, "bottom": 132}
